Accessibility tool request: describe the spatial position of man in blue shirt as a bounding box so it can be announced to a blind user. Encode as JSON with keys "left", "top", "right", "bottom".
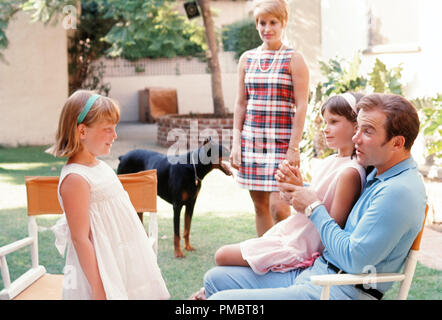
{"left": 203, "top": 93, "right": 427, "bottom": 300}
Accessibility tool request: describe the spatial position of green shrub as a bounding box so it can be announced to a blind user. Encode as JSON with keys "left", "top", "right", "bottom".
{"left": 305, "top": 53, "right": 440, "bottom": 164}
{"left": 304, "top": 53, "right": 404, "bottom": 159}
{"left": 412, "top": 94, "right": 442, "bottom": 161}
{"left": 368, "top": 58, "right": 403, "bottom": 95}
{"left": 103, "top": 1, "right": 206, "bottom": 60}
{"left": 222, "top": 18, "right": 262, "bottom": 60}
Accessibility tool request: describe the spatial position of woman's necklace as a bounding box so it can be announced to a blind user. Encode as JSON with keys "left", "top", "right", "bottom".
{"left": 258, "top": 43, "right": 284, "bottom": 73}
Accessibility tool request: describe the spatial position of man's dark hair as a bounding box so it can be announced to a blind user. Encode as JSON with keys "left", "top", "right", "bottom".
{"left": 356, "top": 93, "right": 420, "bottom": 150}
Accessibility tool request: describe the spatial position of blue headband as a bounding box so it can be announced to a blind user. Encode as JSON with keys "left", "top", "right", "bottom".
{"left": 77, "top": 94, "right": 100, "bottom": 124}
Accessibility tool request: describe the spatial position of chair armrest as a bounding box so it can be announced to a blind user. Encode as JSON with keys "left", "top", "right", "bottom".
{"left": 310, "top": 272, "right": 406, "bottom": 287}
{"left": 0, "top": 266, "right": 46, "bottom": 300}
{"left": 0, "top": 237, "right": 47, "bottom": 300}
{"left": 0, "top": 237, "right": 34, "bottom": 257}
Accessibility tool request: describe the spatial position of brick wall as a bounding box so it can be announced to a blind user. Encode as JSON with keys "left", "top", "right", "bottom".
{"left": 157, "top": 114, "right": 234, "bottom": 150}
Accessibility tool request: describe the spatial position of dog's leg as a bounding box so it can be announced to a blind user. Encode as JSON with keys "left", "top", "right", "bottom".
{"left": 137, "top": 212, "right": 144, "bottom": 223}
{"left": 173, "top": 203, "right": 185, "bottom": 258}
{"left": 184, "top": 200, "right": 196, "bottom": 252}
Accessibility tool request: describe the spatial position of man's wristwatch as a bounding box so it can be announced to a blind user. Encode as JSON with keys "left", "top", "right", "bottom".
{"left": 304, "top": 200, "right": 323, "bottom": 217}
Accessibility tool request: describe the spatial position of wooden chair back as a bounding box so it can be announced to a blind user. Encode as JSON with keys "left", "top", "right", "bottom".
{"left": 410, "top": 204, "right": 428, "bottom": 251}
{"left": 25, "top": 169, "right": 157, "bottom": 215}
{"left": 396, "top": 204, "right": 428, "bottom": 299}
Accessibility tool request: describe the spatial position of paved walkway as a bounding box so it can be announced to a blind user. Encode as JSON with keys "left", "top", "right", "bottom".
{"left": 108, "top": 122, "right": 442, "bottom": 271}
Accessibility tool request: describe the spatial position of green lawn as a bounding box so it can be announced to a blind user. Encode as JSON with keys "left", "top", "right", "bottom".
{"left": 0, "top": 206, "right": 256, "bottom": 300}
{"left": 0, "top": 146, "right": 441, "bottom": 300}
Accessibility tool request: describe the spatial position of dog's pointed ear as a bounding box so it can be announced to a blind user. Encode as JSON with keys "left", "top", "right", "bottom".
{"left": 202, "top": 136, "right": 212, "bottom": 146}
{"left": 202, "top": 136, "right": 213, "bottom": 151}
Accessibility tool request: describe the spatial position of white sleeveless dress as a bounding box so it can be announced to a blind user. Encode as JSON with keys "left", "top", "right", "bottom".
{"left": 52, "top": 160, "right": 170, "bottom": 300}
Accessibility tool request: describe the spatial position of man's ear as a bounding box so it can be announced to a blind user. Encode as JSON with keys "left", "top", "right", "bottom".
{"left": 353, "top": 123, "right": 358, "bottom": 134}
{"left": 392, "top": 136, "right": 406, "bottom": 149}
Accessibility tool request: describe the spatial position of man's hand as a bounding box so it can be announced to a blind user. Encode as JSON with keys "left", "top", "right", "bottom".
{"left": 278, "top": 182, "right": 320, "bottom": 213}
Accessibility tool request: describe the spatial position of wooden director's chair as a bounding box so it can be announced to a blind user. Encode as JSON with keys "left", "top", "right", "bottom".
{"left": 0, "top": 170, "right": 157, "bottom": 300}
{"left": 310, "top": 205, "right": 429, "bottom": 300}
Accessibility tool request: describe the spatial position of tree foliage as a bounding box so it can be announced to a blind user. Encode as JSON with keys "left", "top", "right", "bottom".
{"left": 100, "top": 0, "right": 206, "bottom": 60}
{"left": 1, "top": 0, "right": 226, "bottom": 114}
{"left": 0, "top": 0, "right": 206, "bottom": 61}
{"left": 1, "top": 0, "right": 208, "bottom": 94}
{"left": 222, "top": 18, "right": 261, "bottom": 60}
{"left": 369, "top": 58, "right": 403, "bottom": 94}
{"left": 68, "top": 1, "right": 115, "bottom": 94}
{"left": 0, "top": 0, "right": 27, "bottom": 62}
{"left": 412, "top": 94, "right": 442, "bottom": 160}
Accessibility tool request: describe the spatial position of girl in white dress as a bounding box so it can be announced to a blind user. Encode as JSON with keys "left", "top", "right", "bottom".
{"left": 50, "top": 90, "right": 169, "bottom": 300}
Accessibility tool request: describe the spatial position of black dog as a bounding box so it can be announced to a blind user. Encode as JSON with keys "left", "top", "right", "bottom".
{"left": 117, "top": 138, "right": 232, "bottom": 258}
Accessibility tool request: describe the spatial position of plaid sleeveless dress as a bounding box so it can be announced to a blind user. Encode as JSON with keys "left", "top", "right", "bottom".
{"left": 237, "top": 47, "right": 295, "bottom": 191}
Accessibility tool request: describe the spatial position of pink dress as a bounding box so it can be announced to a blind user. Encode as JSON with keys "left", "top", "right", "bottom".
{"left": 240, "top": 155, "right": 366, "bottom": 275}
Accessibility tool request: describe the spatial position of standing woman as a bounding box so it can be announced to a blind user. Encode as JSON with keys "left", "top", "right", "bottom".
{"left": 230, "top": 0, "right": 310, "bottom": 235}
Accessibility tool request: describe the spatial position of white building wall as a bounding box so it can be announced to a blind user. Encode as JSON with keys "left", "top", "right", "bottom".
{"left": 0, "top": 11, "right": 68, "bottom": 147}
{"left": 320, "top": 0, "right": 442, "bottom": 99}
{"left": 105, "top": 72, "right": 238, "bottom": 121}
{"left": 321, "top": 0, "right": 368, "bottom": 61}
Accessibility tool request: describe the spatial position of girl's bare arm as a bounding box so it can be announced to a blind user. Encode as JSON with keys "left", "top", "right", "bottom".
{"left": 328, "top": 168, "right": 362, "bottom": 228}
{"left": 60, "top": 174, "right": 106, "bottom": 299}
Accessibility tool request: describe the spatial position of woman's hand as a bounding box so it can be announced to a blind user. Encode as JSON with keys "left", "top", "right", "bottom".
{"left": 286, "top": 148, "right": 300, "bottom": 167}
{"left": 229, "top": 142, "right": 241, "bottom": 170}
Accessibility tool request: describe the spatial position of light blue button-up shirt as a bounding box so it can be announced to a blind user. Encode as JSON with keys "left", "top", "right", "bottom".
{"left": 310, "top": 157, "right": 427, "bottom": 292}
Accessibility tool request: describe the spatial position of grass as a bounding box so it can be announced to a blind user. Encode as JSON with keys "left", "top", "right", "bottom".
{"left": 0, "top": 145, "right": 441, "bottom": 300}
{"left": 0, "top": 146, "right": 65, "bottom": 185}
{"left": 0, "top": 207, "right": 255, "bottom": 300}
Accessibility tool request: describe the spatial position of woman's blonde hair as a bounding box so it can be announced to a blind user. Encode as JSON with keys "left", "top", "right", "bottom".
{"left": 252, "top": 0, "right": 289, "bottom": 26}
{"left": 50, "top": 90, "right": 120, "bottom": 158}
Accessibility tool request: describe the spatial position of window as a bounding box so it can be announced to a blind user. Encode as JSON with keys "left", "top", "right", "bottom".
{"left": 365, "top": 0, "right": 421, "bottom": 53}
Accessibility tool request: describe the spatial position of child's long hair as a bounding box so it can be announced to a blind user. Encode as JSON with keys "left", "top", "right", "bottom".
{"left": 49, "top": 90, "right": 120, "bottom": 158}
{"left": 320, "top": 92, "right": 364, "bottom": 158}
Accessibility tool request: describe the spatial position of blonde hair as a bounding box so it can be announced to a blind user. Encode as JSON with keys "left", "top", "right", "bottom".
{"left": 252, "top": 0, "right": 289, "bottom": 26}
{"left": 50, "top": 90, "right": 120, "bottom": 158}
